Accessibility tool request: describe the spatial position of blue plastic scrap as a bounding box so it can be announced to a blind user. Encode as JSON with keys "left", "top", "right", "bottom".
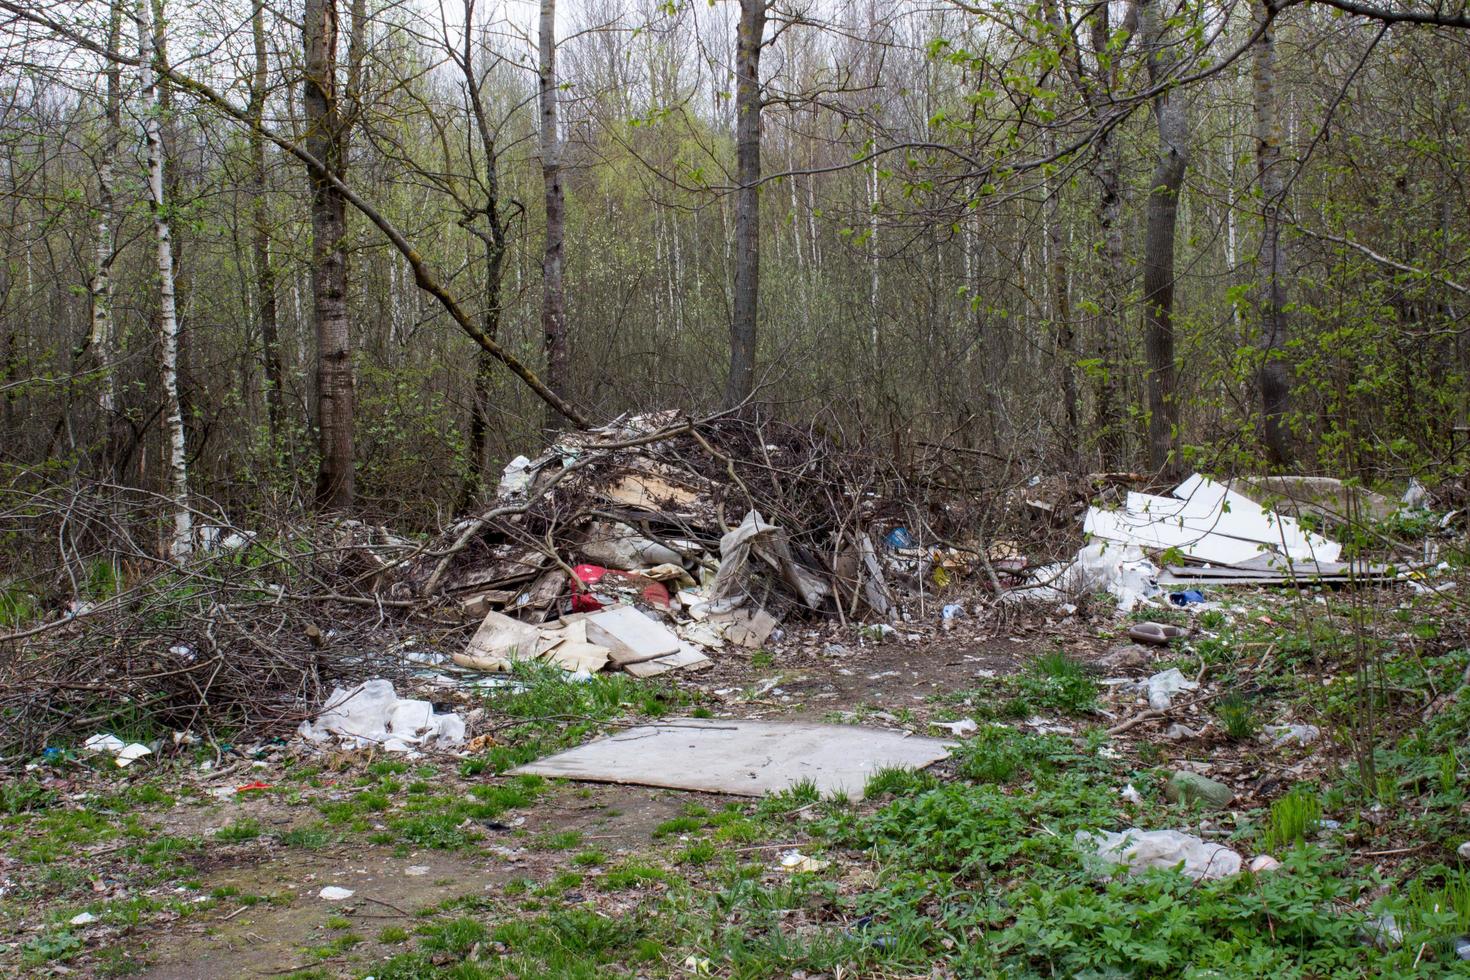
{"left": 1169, "top": 589, "right": 1206, "bottom": 606}
{"left": 883, "top": 528, "right": 914, "bottom": 549}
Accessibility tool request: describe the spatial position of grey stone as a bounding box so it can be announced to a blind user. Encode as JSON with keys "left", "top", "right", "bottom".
{"left": 1164, "top": 770, "right": 1235, "bottom": 809}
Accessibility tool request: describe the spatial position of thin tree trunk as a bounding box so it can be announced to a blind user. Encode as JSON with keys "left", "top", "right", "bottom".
{"left": 1140, "top": 0, "right": 1187, "bottom": 475}
{"left": 1254, "top": 0, "right": 1293, "bottom": 466}
{"left": 459, "top": 0, "right": 509, "bottom": 508}
{"left": 724, "top": 0, "right": 765, "bottom": 409}
{"left": 250, "top": 0, "right": 282, "bottom": 444}
{"left": 539, "top": 0, "right": 568, "bottom": 432}
{"left": 90, "top": 0, "right": 122, "bottom": 454}
{"left": 303, "top": 0, "right": 355, "bottom": 508}
{"left": 137, "top": 0, "right": 192, "bottom": 558}
{"left": 1045, "top": 133, "right": 1080, "bottom": 464}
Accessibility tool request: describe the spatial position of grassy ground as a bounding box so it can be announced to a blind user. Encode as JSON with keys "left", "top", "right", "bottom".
{"left": 3, "top": 577, "right": 1469, "bottom": 978}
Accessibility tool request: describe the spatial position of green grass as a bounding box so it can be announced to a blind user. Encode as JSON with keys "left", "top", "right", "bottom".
{"left": 1264, "top": 786, "right": 1322, "bottom": 852}
{"left": 1215, "top": 693, "right": 1260, "bottom": 740}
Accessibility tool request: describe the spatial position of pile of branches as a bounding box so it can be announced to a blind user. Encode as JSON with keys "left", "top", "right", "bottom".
{"left": 395, "top": 409, "right": 1013, "bottom": 617}
{"left": 0, "top": 482, "right": 429, "bottom": 761}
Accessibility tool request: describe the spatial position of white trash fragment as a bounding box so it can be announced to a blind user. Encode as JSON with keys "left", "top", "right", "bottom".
{"left": 931, "top": 719, "right": 978, "bottom": 737}
{"left": 1262, "top": 724, "right": 1320, "bottom": 748}
{"left": 1004, "top": 542, "right": 1161, "bottom": 612}
{"left": 683, "top": 954, "right": 713, "bottom": 974}
{"left": 297, "top": 679, "right": 466, "bottom": 752}
{"left": 1365, "top": 913, "right": 1403, "bottom": 949}
{"left": 1402, "top": 478, "right": 1428, "bottom": 509}
{"left": 318, "top": 886, "right": 355, "bottom": 901}
{"left": 1249, "top": 854, "right": 1282, "bottom": 873}
{"left": 1459, "top": 841, "right": 1470, "bottom": 861}
{"left": 1141, "top": 668, "right": 1198, "bottom": 711}
{"left": 1164, "top": 723, "right": 1199, "bottom": 741}
{"left": 1076, "top": 828, "right": 1242, "bottom": 880}
{"left": 69, "top": 912, "right": 97, "bottom": 926}
{"left": 404, "top": 866, "right": 430, "bottom": 877}
{"left": 778, "top": 850, "right": 830, "bottom": 873}
{"left": 83, "top": 733, "right": 153, "bottom": 767}
{"left": 497, "top": 455, "right": 533, "bottom": 498}
{"left": 1120, "top": 784, "right": 1144, "bottom": 805}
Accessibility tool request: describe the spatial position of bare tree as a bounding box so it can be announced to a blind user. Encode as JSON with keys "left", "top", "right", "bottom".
{"left": 540, "top": 0, "right": 568, "bottom": 431}
{"left": 137, "top": 0, "right": 192, "bottom": 556}
{"left": 1139, "top": 0, "right": 1188, "bottom": 474}
{"left": 250, "top": 0, "right": 282, "bottom": 445}
{"left": 88, "top": 0, "right": 123, "bottom": 456}
{"left": 1253, "top": 0, "right": 1292, "bottom": 466}
{"left": 303, "top": 0, "right": 355, "bottom": 508}
{"left": 724, "top": 0, "right": 766, "bottom": 408}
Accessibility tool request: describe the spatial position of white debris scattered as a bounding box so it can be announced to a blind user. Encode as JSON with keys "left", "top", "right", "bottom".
{"left": 318, "top": 886, "right": 355, "bottom": 901}
{"left": 930, "top": 719, "right": 979, "bottom": 737}
{"left": 1458, "top": 841, "right": 1470, "bottom": 861}
{"left": 1086, "top": 473, "right": 1341, "bottom": 565}
{"left": 1005, "top": 542, "right": 1161, "bottom": 612}
{"left": 1262, "top": 724, "right": 1320, "bottom": 748}
{"left": 1141, "top": 668, "right": 1198, "bottom": 711}
{"left": 1402, "top": 478, "right": 1428, "bottom": 509}
{"left": 1077, "top": 828, "right": 1242, "bottom": 880}
{"left": 297, "top": 679, "right": 466, "bottom": 753}
{"left": 404, "top": 866, "right": 431, "bottom": 877}
{"left": 83, "top": 733, "right": 153, "bottom": 767}
{"left": 1249, "top": 854, "right": 1282, "bottom": 873}
{"left": 1120, "top": 783, "right": 1144, "bottom": 805}
{"left": 69, "top": 912, "right": 97, "bottom": 926}
{"left": 778, "top": 850, "right": 830, "bottom": 873}
{"left": 496, "top": 455, "right": 533, "bottom": 498}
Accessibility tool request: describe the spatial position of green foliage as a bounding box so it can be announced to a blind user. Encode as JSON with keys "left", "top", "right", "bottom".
{"left": 1214, "top": 693, "right": 1259, "bottom": 740}
{"left": 1264, "top": 786, "right": 1322, "bottom": 852}
{"left": 1018, "top": 651, "right": 1098, "bottom": 715}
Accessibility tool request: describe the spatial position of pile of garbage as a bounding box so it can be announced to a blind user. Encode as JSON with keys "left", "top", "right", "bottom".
{"left": 1004, "top": 472, "right": 1417, "bottom": 610}
{"left": 388, "top": 412, "right": 989, "bottom": 679}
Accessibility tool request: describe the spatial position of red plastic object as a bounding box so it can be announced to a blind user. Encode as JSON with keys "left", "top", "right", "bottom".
{"left": 572, "top": 564, "right": 609, "bottom": 589}
{"left": 236, "top": 781, "right": 272, "bottom": 793}
{"left": 570, "top": 593, "right": 604, "bottom": 613}
{"left": 640, "top": 581, "right": 671, "bottom": 608}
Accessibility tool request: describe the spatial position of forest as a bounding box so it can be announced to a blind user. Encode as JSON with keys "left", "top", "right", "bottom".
{"left": 0, "top": 0, "right": 1468, "bottom": 976}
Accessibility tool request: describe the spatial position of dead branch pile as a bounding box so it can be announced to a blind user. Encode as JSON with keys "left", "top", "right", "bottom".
{"left": 0, "top": 485, "right": 429, "bottom": 760}
{"left": 393, "top": 410, "right": 999, "bottom": 622}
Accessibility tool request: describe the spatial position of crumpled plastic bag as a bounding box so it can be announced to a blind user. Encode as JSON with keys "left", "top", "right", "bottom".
{"left": 297, "top": 679, "right": 465, "bottom": 752}
{"left": 1004, "top": 542, "right": 1160, "bottom": 612}
{"left": 1076, "top": 827, "right": 1242, "bottom": 880}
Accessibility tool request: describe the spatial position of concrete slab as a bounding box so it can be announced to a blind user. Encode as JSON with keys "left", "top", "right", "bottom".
{"left": 510, "top": 718, "right": 952, "bottom": 799}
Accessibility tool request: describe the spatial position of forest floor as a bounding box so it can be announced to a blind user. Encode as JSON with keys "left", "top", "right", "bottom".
{"left": 2, "top": 581, "right": 1468, "bottom": 979}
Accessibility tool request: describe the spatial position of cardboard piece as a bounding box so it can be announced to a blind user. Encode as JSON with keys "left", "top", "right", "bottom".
{"left": 584, "top": 605, "right": 681, "bottom": 665}
{"left": 463, "top": 610, "right": 543, "bottom": 662}
{"left": 623, "top": 643, "right": 712, "bottom": 678}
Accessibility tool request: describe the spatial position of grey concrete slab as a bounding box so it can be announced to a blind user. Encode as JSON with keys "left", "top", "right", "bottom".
{"left": 510, "top": 718, "right": 952, "bottom": 799}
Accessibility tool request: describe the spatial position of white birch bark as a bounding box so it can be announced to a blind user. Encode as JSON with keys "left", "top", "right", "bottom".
{"left": 136, "top": 0, "right": 192, "bottom": 559}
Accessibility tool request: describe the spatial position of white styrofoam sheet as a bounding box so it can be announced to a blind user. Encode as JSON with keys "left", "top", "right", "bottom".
{"left": 510, "top": 718, "right": 952, "bottom": 800}
{"left": 1084, "top": 507, "right": 1263, "bottom": 565}
{"left": 1172, "top": 475, "right": 1340, "bottom": 562}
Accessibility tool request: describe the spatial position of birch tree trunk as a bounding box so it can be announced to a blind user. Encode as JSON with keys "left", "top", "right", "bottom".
{"left": 1254, "top": 0, "right": 1294, "bottom": 466}
{"left": 137, "top": 0, "right": 192, "bottom": 558}
{"left": 539, "top": 0, "right": 569, "bottom": 432}
{"left": 303, "top": 0, "right": 355, "bottom": 508}
{"left": 1140, "top": 0, "right": 1188, "bottom": 475}
{"left": 249, "top": 0, "right": 282, "bottom": 444}
{"left": 724, "top": 0, "right": 765, "bottom": 409}
{"left": 89, "top": 0, "right": 122, "bottom": 442}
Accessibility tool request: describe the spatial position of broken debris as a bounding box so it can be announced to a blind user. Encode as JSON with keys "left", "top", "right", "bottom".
{"left": 296, "top": 679, "right": 465, "bottom": 753}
